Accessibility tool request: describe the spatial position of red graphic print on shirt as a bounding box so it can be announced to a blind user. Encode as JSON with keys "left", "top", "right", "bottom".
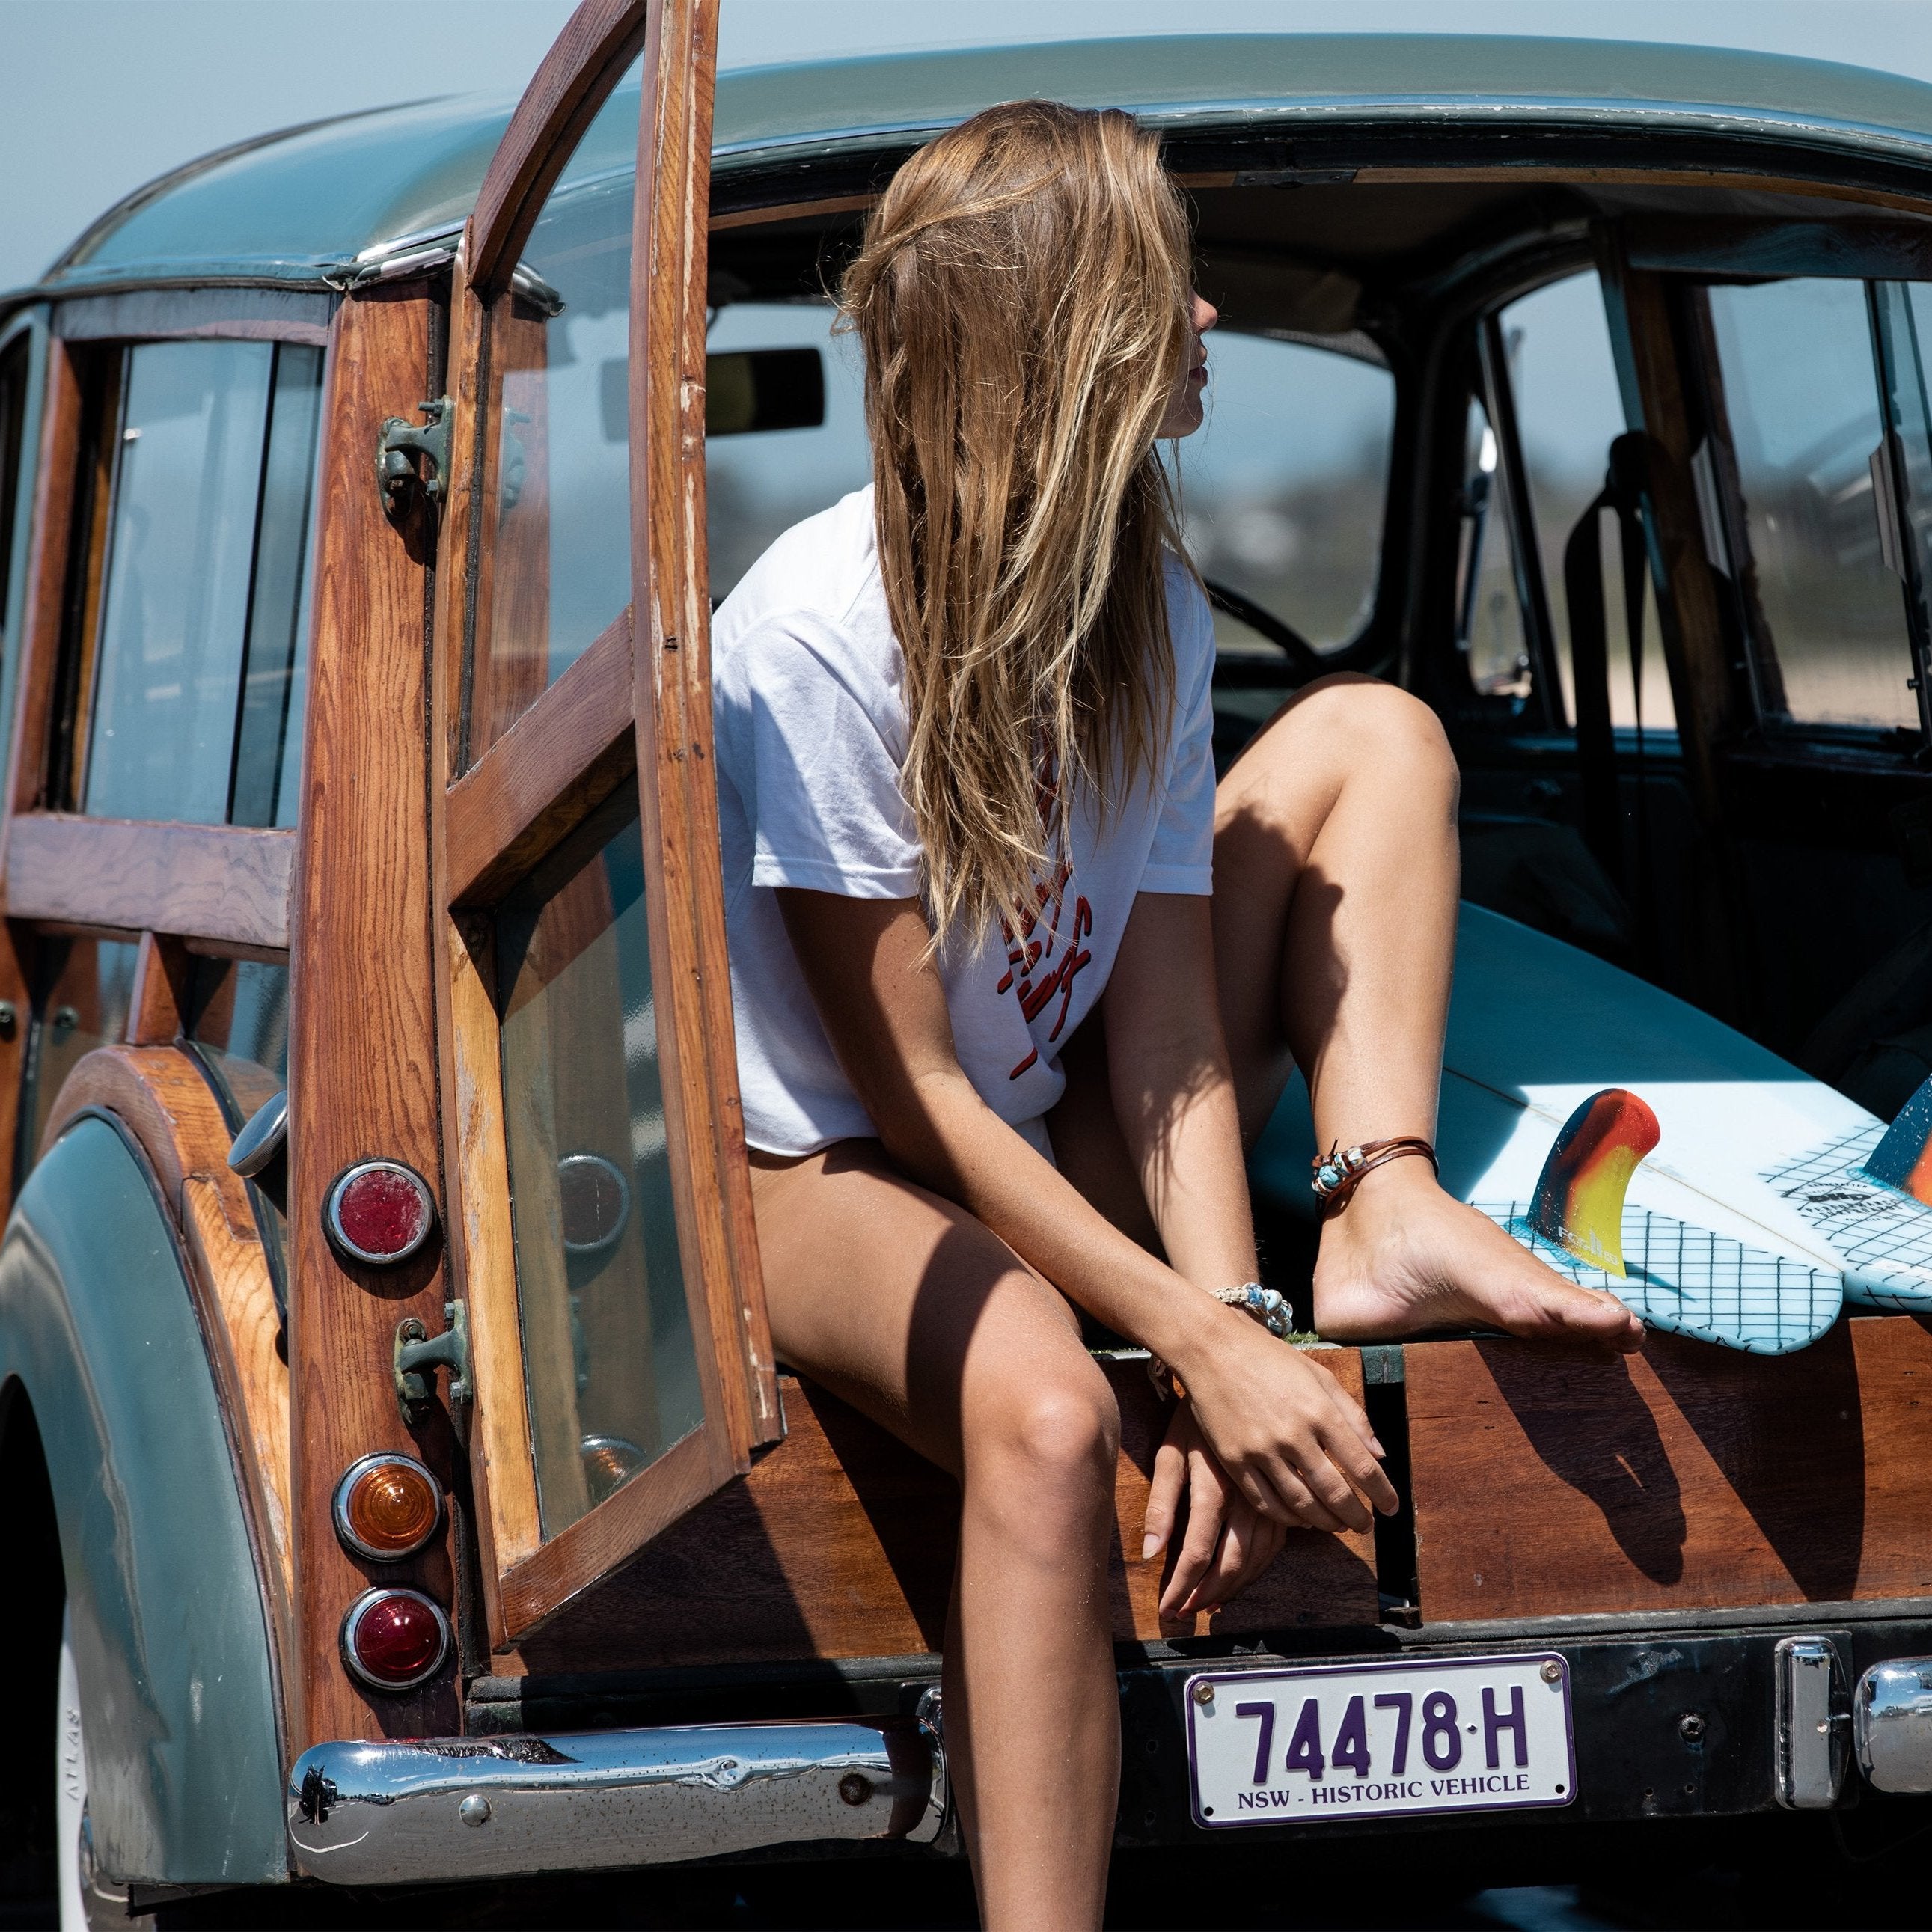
{"left": 997, "top": 858, "right": 1094, "bottom": 1080}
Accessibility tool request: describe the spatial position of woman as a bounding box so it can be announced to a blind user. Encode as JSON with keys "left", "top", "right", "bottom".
{"left": 712, "top": 100, "right": 1640, "bottom": 1930}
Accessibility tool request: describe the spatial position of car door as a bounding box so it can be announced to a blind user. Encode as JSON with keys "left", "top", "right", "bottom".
{"left": 431, "top": 0, "right": 778, "bottom": 1655}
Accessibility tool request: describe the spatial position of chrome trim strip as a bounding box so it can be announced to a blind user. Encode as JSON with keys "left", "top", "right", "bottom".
{"left": 287, "top": 1718, "right": 946, "bottom": 1882}
{"left": 1773, "top": 1636, "right": 1847, "bottom": 1809}
{"left": 338, "top": 1588, "right": 451, "bottom": 1693}
{"left": 1854, "top": 1656, "right": 1932, "bottom": 1793}
{"left": 331, "top": 1452, "right": 443, "bottom": 1562}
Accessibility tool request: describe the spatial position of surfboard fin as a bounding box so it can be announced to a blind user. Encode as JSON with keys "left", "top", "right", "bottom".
{"left": 1858, "top": 1073, "right": 1932, "bottom": 1207}
{"left": 1526, "top": 1087, "right": 1662, "bottom": 1277}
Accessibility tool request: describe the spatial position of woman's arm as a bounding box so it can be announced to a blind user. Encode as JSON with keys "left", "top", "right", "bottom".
{"left": 775, "top": 887, "right": 1395, "bottom": 1540}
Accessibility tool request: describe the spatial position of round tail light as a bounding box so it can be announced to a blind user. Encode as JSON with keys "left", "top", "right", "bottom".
{"left": 334, "top": 1453, "right": 441, "bottom": 1561}
{"left": 341, "top": 1589, "right": 450, "bottom": 1691}
{"left": 326, "top": 1160, "right": 435, "bottom": 1265}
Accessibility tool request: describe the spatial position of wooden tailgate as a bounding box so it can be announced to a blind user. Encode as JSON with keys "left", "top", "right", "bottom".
{"left": 511, "top": 1352, "right": 1381, "bottom": 1671}
{"left": 1407, "top": 1314, "right": 1932, "bottom": 1623}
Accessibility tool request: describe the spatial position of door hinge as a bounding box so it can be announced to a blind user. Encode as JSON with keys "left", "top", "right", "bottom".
{"left": 376, "top": 396, "right": 454, "bottom": 520}
{"left": 394, "top": 1300, "right": 471, "bottom": 1419}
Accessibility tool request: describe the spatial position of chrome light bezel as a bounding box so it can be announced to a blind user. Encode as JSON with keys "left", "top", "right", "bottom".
{"left": 340, "top": 1587, "right": 450, "bottom": 1693}
{"left": 332, "top": 1452, "right": 443, "bottom": 1562}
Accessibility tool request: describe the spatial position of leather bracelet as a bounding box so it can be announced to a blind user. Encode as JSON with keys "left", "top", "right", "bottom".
{"left": 1146, "top": 1283, "right": 1293, "bottom": 1401}
{"left": 1310, "top": 1136, "right": 1437, "bottom": 1215}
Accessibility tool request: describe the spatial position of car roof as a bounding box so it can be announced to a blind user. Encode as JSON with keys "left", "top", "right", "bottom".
{"left": 19, "top": 32, "right": 1932, "bottom": 302}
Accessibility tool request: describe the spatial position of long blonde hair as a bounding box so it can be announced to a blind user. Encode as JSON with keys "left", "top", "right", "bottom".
{"left": 840, "top": 100, "right": 1194, "bottom": 947}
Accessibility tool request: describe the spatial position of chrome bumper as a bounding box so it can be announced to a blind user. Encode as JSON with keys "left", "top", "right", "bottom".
{"left": 1856, "top": 1657, "right": 1932, "bottom": 1794}
{"left": 286, "top": 1717, "right": 945, "bottom": 1883}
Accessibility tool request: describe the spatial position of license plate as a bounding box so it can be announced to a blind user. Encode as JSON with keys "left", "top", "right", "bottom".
{"left": 1186, "top": 1653, "right": 1576, "bottom": 1827}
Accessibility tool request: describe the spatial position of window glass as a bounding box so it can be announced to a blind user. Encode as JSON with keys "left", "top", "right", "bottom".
{"left": 1179, "top": 332, "right": 1393, "bottom": 653}
{"left": 1876, "top": 280, "right": 1932, "bottom": 646}
{"left": 1708, "top": 278, "right": 1915, "bottom": 731}
{"left": 80, "top": 339, "right": 321, "bottom": 823}
{"left": 187, "top": 955, "right": 290, "bottom": 1103}
{"left": 472, "top": 66, "right": 640, "bottom": 759}
{"left": 495, "top": 792, "right": 702, "bottom": 1538}
{"left": 706, "top": 301, "right": 870, "bottom": 603}
{"left": 1496, "top": 272, "right": 1672, "bottom": 731}
{"left": 1457, "top": 396, "right": 1529, "bottom": 699}
{"left": 22, "top": 938, "right": 137, "bottom": 1172}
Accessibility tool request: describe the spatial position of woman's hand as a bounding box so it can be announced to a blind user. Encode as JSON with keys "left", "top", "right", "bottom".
{"left": 1170, "top": 1307, "right": 1399, "bottom": 1534}
{"left": 1143, "top": 1401, "right": 1288, "bottom": 1622}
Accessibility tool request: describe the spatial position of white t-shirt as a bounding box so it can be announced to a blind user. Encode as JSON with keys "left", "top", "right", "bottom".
{"left": 712, "top": 485, "right": 1218, "bottom": 1158}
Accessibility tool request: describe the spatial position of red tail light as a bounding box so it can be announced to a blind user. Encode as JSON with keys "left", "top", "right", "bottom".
{"left": 341, "top": 1589, "right": 449, "bottom": 1690}
{"left": 325, "top": 1160, "right": 435, "bottom": 1264}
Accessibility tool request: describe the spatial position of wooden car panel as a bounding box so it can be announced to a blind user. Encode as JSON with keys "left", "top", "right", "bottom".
{"left": 1407, "top": 1317, "right": 1932, "bottom": 1623}
{"left": 508, "top": 1354, "right": 1381, "bottom": 1669}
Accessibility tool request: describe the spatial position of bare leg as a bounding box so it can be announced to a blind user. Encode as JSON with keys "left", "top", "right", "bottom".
{"left": 749, "top": 1143, "right": 1122, "bottom": 1931}
{"left": 1214, "top": 676, "right": 1642, "bottom": 1350}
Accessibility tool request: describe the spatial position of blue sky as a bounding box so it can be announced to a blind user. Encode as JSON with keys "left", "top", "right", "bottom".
{"left": 7, "top": 1, "right": 1932, "bottom": 292}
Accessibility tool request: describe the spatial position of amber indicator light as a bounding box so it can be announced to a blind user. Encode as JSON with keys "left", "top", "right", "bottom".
{"left": 325, "top": 1159, "right": 435, "bottom": 1265}
{"left": 334, "top": 1452, "right": 441, "bottom": 1561}
{"left": 341, "top": 1588, "right": 450, "bottom": 1691}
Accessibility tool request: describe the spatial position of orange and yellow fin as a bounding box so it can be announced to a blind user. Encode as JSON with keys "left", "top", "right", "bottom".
{"left": 1526, "top": 1088, "right": 1662, "bottom": 1277}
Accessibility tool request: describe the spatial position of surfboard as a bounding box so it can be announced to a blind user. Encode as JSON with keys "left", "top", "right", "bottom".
{"left": 1249, "top": 902, "right": 1882, "bottom": 1352}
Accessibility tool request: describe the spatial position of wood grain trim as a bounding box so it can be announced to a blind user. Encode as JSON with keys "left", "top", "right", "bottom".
{"left": 468, "top": 0, "right": 652, "bottom": 300}
{"left": 510, "top": 1358, "right": 1380, "bottom": 1668}
{"left": 0, "top": 329, "right": 77, "bottom": 1193}
{"left": 499, "top": 1419, "right": 735, "bottom": 1640}
{"left": 285, "top": 282, "right": 462, "bottom": 1753}
{"left": 444, "top": 918, "right": 544, "bottom": 1643}
{"left": 1407, "top": 1322, "right": 1932, "bottom": 1624}
{"left": 709, "top": 193, "right": 875, "bottom": 233}
{"left": 42, "top": 1045, "right": 293, "bottom": 1722}
{"left": 3, "top": 815, "right": 293, "bottom": 950}
{"left": 632, "top": 0, "right": 781, "bottom": 1466}
{"left": 7, "top": 338, "right": 82, "bottom": 820}
{"left": 445, "top": 608, "right": 635, "bottom": 907}
{"left": 127, "top": 929, "right": 192, "bottom": 1045}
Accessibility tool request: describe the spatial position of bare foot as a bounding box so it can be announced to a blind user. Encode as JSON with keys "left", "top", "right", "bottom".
{"left": 1311, "top": 1159, "right": 1645, "bottom": 1353}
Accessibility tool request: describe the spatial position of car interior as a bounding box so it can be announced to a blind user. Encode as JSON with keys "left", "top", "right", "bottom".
{"left": 691, "top": 171, "right": 1932, "bottom": 1311}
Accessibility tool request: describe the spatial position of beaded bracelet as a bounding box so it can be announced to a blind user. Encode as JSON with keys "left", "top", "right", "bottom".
{"left": 1309, "top": 1136, "right": 1437, "bottom": 1215}
{"left": 1146, "top": 1283, "right": 1292, "bottom": 1401}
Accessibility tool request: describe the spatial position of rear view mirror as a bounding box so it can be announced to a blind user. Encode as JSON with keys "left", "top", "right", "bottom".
{"left": 704, "top": 347, "right": 825, "bottom": 435}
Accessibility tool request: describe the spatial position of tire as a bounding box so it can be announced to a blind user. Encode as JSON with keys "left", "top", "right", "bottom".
{"left": 56, "top": 1611, "right": 132, "bottom": 1932}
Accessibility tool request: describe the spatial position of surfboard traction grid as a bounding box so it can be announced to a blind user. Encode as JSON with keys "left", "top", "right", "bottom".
{"left": 1761, "top": 1124, "right": 1932, "bottom": 1312}
{"left": 1476, "top": 1202, "right": 1841, "bottom": 1353}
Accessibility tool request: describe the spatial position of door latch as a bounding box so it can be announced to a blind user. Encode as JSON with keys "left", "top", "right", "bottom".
{"left": 376, "top": 396, "right": 453, "bottom": 519}
{"left": 394, "top": 1300, "right": 471, "bottom": 1419}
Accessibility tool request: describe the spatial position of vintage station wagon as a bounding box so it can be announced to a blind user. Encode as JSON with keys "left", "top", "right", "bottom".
{"left": 4, "top": 1, "right": 1932, "bottom": 1922}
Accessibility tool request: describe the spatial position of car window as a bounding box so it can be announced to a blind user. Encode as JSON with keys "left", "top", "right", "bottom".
{"left": 75, "top": 337, "right": 320, "bottom": 825}
{"left": 471, "top": 66, "right": 639, "bottom": 759}
{"left": 493, "top": 787, "right": 703, "bottom": 1537}
{"left": 1489, "top": 271, "right": 1672, "bottom": 732}
{"left": 705, "top": 301, "right": 870, "bottom": 604}
{"left": 1180, "top": 332, "right": 1393, "bottom": 655}
{"left": 1706, "top": 278, "right": 1917, "bottom": 734}
{"left": 1457, "top": 395, "right": 1530, "bottom": 700}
